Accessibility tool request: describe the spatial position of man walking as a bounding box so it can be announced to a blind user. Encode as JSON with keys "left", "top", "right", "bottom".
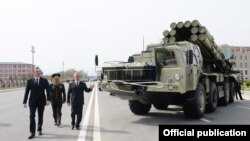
{"left": 50, "top": 73, "right": 66, "bottom": 126}
{"left": 23, "top": 66, "right": 51, "bottom": 139}
{"left": 67, "top": 72, "right": 94, "bottom": 130}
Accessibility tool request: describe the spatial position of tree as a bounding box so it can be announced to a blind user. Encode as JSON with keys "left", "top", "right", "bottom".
{"left": 246, "top": 80, "right": 250, "bottom": 88}
{"left": 42, "top": 75, "right": 51, "bottom": 81}
{"left": 79, "top": 70, "right": 88, "bottom": 79}
{"left": 52, "top": 68, "right": 88, "bottom": 82}
{"left": 9, "top": 76, "right": 14, "bottom": 88}
{"left": 65, "top": 69, "right": 77, "bottom": 79}
{"left": 0, "top": 79, "right": 2, "bottom": 88}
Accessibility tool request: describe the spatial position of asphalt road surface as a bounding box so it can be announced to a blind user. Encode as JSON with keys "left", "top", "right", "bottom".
{"left": 0, "top": 83, "right": 250, "bottom": 141}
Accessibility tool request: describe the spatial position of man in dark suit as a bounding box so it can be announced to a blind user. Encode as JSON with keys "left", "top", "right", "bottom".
{"left": 234, "top": 76, "right": 244, "bottom": 100}
{"left": 23, "top": 66, "right": 51, "bottom": 139}
{"left": 50, "top": 73, "right": 66, "bottom": 126}
{"left": 67, "top": 72, "right": 94, "bottom": 130}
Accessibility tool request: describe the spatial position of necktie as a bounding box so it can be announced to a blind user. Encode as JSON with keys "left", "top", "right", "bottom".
{"left": 36, "top": 79, "right": 39, "bottom": 86}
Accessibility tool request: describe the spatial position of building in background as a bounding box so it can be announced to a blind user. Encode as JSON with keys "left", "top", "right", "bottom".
{"left": 221, "top": 45, "right": 250, "bottom": 80}
{"left": 0, "top": 62, "right": 34, "bottom": 81}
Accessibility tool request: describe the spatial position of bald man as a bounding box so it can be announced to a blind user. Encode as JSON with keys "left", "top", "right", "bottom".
{"left": 23, "top": 66, "right": 51, "bottom": 139}
{"left": 67, "top": 72, "right": 94, "bottom": 130}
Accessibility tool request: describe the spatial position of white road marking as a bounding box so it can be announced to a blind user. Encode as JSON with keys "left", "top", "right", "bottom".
{"left": 237, "top": 105, "right": 250, "bottom": 110}
{"left": 200, "top": 118, "right": 211, "bottom": 123}
{"left": 94, "top": 83, "right": 101, "bottom": 141}
{"left": 77, "top": 86, "right": 95, "bottom": 141}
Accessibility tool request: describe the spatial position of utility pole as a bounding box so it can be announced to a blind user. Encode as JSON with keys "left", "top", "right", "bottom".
{"left": 31, "top": 46, "right": 35, "bottom": 75}
{"left": 62, "top": 61, "right": 65, "bottom": 82}
{"left": 143, "top": 35, "right": 145, "bottom": 51}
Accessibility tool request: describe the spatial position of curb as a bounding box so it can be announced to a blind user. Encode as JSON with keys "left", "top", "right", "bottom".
{"left": 0, "top": 88, "right": 25, "bottom": 93}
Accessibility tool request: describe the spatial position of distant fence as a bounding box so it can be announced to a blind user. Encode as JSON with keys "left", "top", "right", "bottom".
{"left": 0, "top": 80, "right": 26, "bottom": 89}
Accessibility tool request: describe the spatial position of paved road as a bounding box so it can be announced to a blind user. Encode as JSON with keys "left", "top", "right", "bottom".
{"left": 0, "top": 83, "right": 250, "bottom": 141}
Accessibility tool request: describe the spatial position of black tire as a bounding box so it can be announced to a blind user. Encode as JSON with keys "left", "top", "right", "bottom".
{"left": 219, "top": 82, "right": 229, "bottom": 106}
{"left": 206, "top": 83, "right": 218, "bottom": 113}
{"left": 229, "top": 81, "right": 235, "bottom": 103}
{"left": 129, "top": 100, "right": 151, "bottom": 115}
{"left": 183, "top": 83, "right": 206, "bottom": 119}
{"left": 153, "top": 103, "right": 169, "bottom": 110}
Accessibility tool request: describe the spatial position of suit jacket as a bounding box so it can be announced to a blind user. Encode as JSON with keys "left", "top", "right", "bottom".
{"left": 67, "top": 81, "right": 92, "bottom": 105}
{"left": 49, "top": 83, "right": 66, "bottom": 104}
{"left": 23, "top": 77, "right": 51, "bottom": 107}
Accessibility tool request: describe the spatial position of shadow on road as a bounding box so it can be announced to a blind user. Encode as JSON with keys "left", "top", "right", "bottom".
{"left": 85, "top": 125, "right": 130, "bottom": 134}
{"left": 59, "top": 124, "right": 72, "bottom": 128}
{"left": 131, "top": 99, "right": 250, "bottom": 126}
{"left": 131, "top": 109, "right": 205, "bottom": 126}
{"left": 56, "top": 124, "right": 130, "bottom": 135}
{"left": 34, "top": 132, "right": 79, "bottom": 140}
{"left": 0, "top": 123, "right": 11, "bottom": 127}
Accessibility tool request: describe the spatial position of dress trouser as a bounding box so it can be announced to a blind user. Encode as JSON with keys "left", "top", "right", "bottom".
{"left": 236, "top": 90, "right": 244, "bottom": 100}
{"left": 52, "top": 103, "right": 62, "bottom": 124}
{"left": 71, "top": 103, "right": 83, "bottom": 127}
{"left": 235, "top": 83, "right": 244, "bottom": 100}
{"left": 29, "top": 105, "right": 45, "bottom": 134}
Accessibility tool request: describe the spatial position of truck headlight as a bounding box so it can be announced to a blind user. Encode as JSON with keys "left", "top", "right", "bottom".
{"left": 106, "top": 84, "right": 110, "bottom": 89}
{"left": 175, "top": 74, "right": 180, "bottom": 80}
{"left": 168, "top": 84, "right": 173, "bottom": 90}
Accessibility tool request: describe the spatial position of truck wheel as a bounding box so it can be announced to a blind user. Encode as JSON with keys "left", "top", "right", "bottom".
{"left": 153, "top": 103, "right": 169, "bottom": 110}
{"left": 129, "top": 100, "right": 151, "bottom": 115}
{"left": 219, "top": 82, "right": 229, "bottom": 106}
{"left": 206, "top": 83, "right": 218, "bottom": 113}
{"left": 183, "top": 83, "right": 206, "bottom": 119}
{"left": 229, "top": 82, "right": 235, "bottom": 103}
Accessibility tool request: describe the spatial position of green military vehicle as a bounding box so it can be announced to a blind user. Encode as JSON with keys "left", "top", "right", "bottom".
{"left": 99, "top": 20, "right": 238, "bottom": 119}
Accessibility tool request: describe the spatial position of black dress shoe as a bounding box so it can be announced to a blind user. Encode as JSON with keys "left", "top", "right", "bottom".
{"left": 76, "top": 126, "right": 80, "bottom": 130}
{"left": 38, "top": 131, "right": 43, "bottom": 135}
{"left": 72, "top": 125, "right": 74, "bottom": 130}
{"left": 28, "top": 134, "right": 35, "bottom": 139}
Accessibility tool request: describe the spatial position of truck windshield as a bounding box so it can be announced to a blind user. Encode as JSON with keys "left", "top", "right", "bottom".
{"left": 156, "top": 50, "right": 177, "bottom": 66}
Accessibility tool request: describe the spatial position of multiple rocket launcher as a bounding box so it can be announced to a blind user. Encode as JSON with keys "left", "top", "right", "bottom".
{"left": 162, "top": 20, "right": 232, "bottom": 73}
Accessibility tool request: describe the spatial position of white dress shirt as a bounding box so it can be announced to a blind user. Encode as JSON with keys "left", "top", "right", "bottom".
{"left": 34, "top": 77, "right": 40, "bottom": 85}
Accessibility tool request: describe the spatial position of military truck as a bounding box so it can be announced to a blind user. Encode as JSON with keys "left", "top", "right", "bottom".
{"left": 99, "top": 20, "right": 238, "bottom": 119}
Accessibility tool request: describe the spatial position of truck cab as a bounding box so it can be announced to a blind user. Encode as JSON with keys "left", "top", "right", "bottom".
{"left": 154, "top": 42, "right": 203, "bottom": 94}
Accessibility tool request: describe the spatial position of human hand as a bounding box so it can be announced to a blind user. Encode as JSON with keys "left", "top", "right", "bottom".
{"left": 90, "top": 84, "right": 95, "bottom": 89}
{"left": 46, "top": 101, "right": 51, "bottom": 106}
{"left": 24, "top": 104, "right": 27, "bottom": 108}
{"left": 67, "top": 103, "right": 70, "bottom": 106}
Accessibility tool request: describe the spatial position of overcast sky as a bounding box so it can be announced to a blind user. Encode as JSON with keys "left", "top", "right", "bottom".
{"left": 0, "top": 0, "right": 250, "bottom": 75}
